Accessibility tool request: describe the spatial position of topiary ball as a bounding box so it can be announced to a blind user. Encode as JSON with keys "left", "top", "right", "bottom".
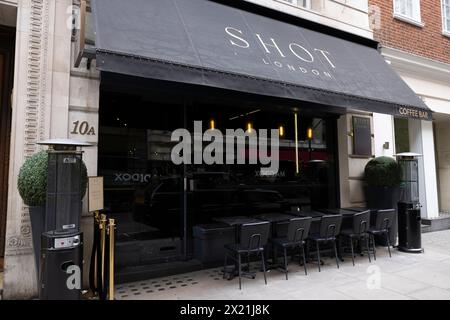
{"left": 364, "top": 156, "right": 401, "bottom": 188}
{"left": 18, "top": 150, "right": 88, "bottom": 207}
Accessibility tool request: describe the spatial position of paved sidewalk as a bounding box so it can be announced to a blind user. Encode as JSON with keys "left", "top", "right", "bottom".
{"left": 115, "top": 230, "right": 450, "bottom": 300}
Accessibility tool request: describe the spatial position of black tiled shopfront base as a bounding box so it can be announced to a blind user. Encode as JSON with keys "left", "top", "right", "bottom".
{"left": 115, "top": 260, "right": 203, "bottom": 285}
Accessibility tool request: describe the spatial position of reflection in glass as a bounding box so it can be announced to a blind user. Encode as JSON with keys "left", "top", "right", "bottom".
{"left": 98, "top": 92, "right": 338, "bottom": 272}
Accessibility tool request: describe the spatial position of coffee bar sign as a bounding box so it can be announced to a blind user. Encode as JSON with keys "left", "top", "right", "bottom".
{"left": 398, "top": 107, "right": 431, "bottom": 120}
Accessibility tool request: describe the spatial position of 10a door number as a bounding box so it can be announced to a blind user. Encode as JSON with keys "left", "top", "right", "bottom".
{"left": 71, "top": 120, "right": 96, "bottom": 136}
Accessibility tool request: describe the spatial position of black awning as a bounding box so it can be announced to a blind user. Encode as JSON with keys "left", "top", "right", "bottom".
{"left": 92, "top": 0, "right": 431, "bottom": 120}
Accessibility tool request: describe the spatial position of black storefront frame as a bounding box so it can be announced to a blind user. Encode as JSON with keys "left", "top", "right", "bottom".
{"left": 91, "top": 0, "right": 435, "bottom": 282}
{"left": 99, "top": 72, "right": 341, "bottom": 281}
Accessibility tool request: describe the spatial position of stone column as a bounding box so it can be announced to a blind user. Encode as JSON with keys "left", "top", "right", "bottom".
{"left": 3, "top": 0, "right": 73, "bottom": 299}
{"left": 69, "top": 50, "right": 100, "bottom": 289}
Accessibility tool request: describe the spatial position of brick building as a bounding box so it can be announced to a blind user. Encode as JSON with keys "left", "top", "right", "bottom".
{"left": 369, "top": 0, "right": 450, "bottom": 221}
{"left": 372, "top": 0, "right": 450, "bottom": 64}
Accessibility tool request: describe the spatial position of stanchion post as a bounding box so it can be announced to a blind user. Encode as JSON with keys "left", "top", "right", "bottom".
{"left": 95, "top": 213, "right": 103, "bottom": 297}
{"left": 93, "top": 211, "right": 99, "bottom": 292}
{"left": 87, "top": 176, "right": 105, "bottom": 300}
{"left": 108, "top": 218, "right": 116, "bottom": 300}
{"left": 99, "top": 214, "right": 107, "bottom": 298}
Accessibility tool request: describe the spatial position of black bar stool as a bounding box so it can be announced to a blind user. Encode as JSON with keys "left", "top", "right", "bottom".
{"left": 223, "top": 221, "right": 270, "bottom": 289}
{"left": 270, "top": 217, "right": 312, "bottom": 279}
{"left": 339, "top": 210, "right": 372, "bottom": 265}
{"left": 368, "top": 209, "right": 395, "bottom": 259}
{"left": 307, "top": 214, "right": 343, "bottom": 272}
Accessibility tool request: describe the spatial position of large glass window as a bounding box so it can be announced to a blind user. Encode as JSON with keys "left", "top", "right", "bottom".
{"left": 98, "top": 93, "right": 185, "bottom": 269}
{"left": 98, "top": 91, "right": 338, "bottom": 272}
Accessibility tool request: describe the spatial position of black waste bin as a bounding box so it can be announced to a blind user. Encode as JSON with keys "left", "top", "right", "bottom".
{"left": 39, "top": 230, "right": 83, "bottom": 300}
{"left": 397, "top": 202, "right": 423, "bottom": 253}
{"left": 193, "top": 223, "right": 234, "bottom": 265}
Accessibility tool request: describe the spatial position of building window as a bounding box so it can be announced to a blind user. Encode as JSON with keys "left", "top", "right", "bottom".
{"left": 98, "top": 90, "right": 339, "bottom": 270}
{"left": 443, "top": 0, "right": 450, "bottom": 34}
{"left": 277, "top": 0, "right": 311, "bottom": 10}
{"left": 394, "top": 118, "right": 410, "bottom": 154}
{"left": 394, "top": 0, "right": 422, "bottom": 25}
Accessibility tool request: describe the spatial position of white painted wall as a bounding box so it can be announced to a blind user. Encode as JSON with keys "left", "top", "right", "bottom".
{"left": 381, "top": 47, "right": 448, "bottom": 218}
{"left": 434, "top": 120, "right": 450, "bottom": 212}
{"left": 408, "top": 120, "right": 439, "bottom": 218}
{"left": 338, "top": 113, "right": 374, "bottom": 208}
{"left": 69, "top": 47, "right": 100, "bottom": 289}
{"left": 399, "top": 75, "right": 450, "bottom": 116}
{"left": 382, "top": 47, "right": 450, "bottom": 116}
{"left": 245, "top": 0, "right": 373, "bottom": 39}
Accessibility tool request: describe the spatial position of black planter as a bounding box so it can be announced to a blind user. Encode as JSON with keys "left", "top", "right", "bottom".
{"left": 365, "top": 186, "right": 400, "bottom": 246}
{"left": 29, "top": 206, "right": 45, "bottom": 277}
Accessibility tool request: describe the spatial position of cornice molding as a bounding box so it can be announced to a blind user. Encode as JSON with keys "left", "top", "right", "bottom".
{"left": 381, "top": 47, "right": 450, "bottom": 84}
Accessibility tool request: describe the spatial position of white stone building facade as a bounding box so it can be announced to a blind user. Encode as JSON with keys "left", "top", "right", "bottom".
{"left": 1, "top": 0, "right": 99, "bottom": 299}
{"left": 0, "top": 0, "right": 438, "bottom": 299}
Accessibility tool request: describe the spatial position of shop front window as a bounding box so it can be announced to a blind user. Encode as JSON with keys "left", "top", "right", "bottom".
{"left": 98, "top": 93, "right": 185, "bottom": 269}
{"left": 98, "top": 91, "right": 338, "bottom": 272}
{"left": 185, "top": 103, "right": 336, "bottom": 221}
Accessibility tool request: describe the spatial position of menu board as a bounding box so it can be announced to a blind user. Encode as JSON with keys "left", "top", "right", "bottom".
{"left": 88, "top": 176, "right": 104, "bottom": 212}
{"left": 352, "top": 116, "right": 372, "bottom": 157}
